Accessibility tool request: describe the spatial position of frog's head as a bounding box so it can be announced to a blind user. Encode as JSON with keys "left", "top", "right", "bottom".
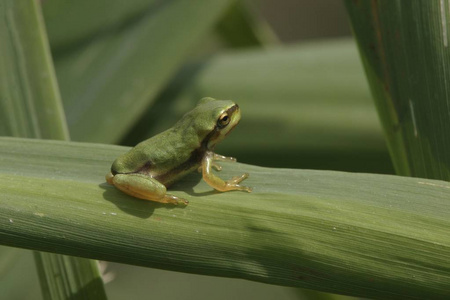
{"left": 187, "top": 97, "right": 241, "bottom": 150}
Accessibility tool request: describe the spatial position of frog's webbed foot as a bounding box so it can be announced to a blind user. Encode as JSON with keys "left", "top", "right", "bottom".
{"left": 224, "top": 173, "right": 253, "bottom": 192}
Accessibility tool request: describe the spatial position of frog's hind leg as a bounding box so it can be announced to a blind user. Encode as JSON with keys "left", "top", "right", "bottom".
{"left": 110, "top": 173, "right": 188, "bottom": 205}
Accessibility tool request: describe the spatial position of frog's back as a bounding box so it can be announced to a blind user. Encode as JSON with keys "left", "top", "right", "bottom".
{"left": 111, "top": 128, "right": 203, "bottom": 186}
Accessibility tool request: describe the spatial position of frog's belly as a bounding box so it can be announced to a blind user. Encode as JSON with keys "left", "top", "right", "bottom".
{"left": 141, "top": 147, "right": 205, "bottom": 187}
{"left": 153, "top": 162, "right": 200, "bottom": 187}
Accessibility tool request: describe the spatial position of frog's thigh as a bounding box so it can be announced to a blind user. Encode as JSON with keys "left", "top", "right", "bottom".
{"left": 112, "top": 174, "right": 181, "bottom": 204}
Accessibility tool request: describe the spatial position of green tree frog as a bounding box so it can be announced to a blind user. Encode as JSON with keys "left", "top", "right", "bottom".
{"left": 106, "top": 97, "right": 252, "bottom": 205}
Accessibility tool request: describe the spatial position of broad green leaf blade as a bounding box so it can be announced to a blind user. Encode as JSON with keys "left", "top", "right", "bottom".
{"left": 1, "top": 137, "right": 449, "bottom": 299}
{"left": 51, "top": 0, "right": 235, "bottom": 144}
{"left": 345, "top": 1, "right": 450, "bottom": 180}
{"left": 0, "top": 0, "right": 68, "bottom": 139}
{"left": 124, "top": 39, "right": 393, "bottom": 173}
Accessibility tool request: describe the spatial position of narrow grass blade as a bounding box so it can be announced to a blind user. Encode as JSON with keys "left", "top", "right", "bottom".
{"left": 345, "top": 1, "right": 450, "bottom": 180}
{"left": 0, "top": 0, "right": 68, "bottom": 139}
{"left": 34, "top": 253, "right": 106, "bottom": 299}
{"left": 1, "top": 137, "right": 449, "bottom": 299}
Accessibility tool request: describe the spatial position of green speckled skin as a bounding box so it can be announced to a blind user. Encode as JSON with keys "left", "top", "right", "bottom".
{"left": 111, "top": 98, "right": 238, "bottom": 187}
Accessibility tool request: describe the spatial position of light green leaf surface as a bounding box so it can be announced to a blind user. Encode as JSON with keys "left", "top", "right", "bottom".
{"left": 124, "top": 39, "right": 393, "bottom": 173}
{"left": 1, "top": 137, "right": 449, "bottom": 299}
{"left": 50, "top": 0, "right": 234, "bottom": 144}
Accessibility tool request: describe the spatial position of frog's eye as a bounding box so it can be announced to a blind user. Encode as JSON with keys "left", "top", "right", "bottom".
{"left": 217, "top": 113, "right": 230, "bottom": 129}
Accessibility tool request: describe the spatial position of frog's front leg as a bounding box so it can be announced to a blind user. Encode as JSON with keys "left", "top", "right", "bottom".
{"left": 201, "top": 151, "right": 252, "bottom": 193}
{"left": 197, "top": 153, "right": 236, "bottom": 172}
{"left": 106, "top": 172, "right": 188, "bottom": 205}
{"left": 198, "top": 153, "right": 232, "bottom": 173}
{"left": 213, "top": 153, "right": 237, "bottom": 163}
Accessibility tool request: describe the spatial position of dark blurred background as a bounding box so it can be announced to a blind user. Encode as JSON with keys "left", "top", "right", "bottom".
{"left": 258, "top": 0, "right": 351, "bottom": 42}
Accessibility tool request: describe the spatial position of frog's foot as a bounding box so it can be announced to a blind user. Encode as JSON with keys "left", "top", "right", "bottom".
{"left": 107, "top": 173, "right": 188, "bottom": 205}
{"left": 161, "top": 194, "right": 189, "bottom": 206}
{"left": 224, "top": 173, "right": 253, "bottom": 193}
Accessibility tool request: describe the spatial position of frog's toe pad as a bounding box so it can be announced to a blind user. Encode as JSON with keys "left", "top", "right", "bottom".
{"left": 225, "top": 173, "right": 252, "bottom": 192}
